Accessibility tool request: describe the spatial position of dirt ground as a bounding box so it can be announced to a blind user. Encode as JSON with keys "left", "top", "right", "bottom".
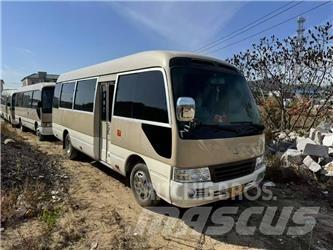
{"left": 1, "top": 121, "right": 333, "bottom": 250}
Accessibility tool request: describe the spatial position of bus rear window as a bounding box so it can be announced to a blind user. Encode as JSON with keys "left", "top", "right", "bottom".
{"left": 42, "top": 87, "right": 55, "bottom": 113}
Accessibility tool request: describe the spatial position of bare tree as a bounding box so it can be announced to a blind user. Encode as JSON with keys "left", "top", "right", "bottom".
{"left": 227, "top": 22, "right": 333, "bottom": 131}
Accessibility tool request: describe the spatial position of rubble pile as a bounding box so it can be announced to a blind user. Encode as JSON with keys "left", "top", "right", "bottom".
{"left": 268, "top": 122, "right": 333, "bottom": 182}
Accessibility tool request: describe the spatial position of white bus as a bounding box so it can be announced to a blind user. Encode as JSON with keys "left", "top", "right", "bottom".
{"left": 1, "top": 89, "right": 17, "bottom": 126}
{"left": 52, "top": 51, "right": 266, "bottom": 208}
{"left": 14, "top": 82, "right": 55, "bottom": 140}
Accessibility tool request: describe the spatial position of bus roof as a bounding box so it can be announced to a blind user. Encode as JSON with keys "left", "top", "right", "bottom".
{"left": 1, "top": 89, "right": 17, "bottom": 96}
{"left": 57, "top": 50, "right": 237, "bottom": 82}
{"left": 14, "top": 82, "right": 56, "bottom": 93}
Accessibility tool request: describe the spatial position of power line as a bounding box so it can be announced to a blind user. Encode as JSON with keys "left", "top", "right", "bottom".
{"left": 194, "top": 1, "right": 302, "bottom": 53}
{"left": 205, "top": 1, "right": 331, "bottom": 55}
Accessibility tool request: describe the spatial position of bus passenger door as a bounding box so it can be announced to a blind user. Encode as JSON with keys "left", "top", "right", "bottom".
{"left": 99, "top": 81, "right": 115, "bottom": 163}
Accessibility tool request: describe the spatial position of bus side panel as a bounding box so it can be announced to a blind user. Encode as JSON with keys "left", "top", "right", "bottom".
{"left": 107, "top": 142, "right": 172, "bottom": 203}
{"left": 52, "top": 108, "right": 97, "bottom": 159}
{"left": 108, "top": 117, "right": 173, "bottom": 202}
{"left": 16, "top": 107, "right": 40, "bottom": 130}
{"left": 110, "top": 117, "right": 173, "bottom": 165}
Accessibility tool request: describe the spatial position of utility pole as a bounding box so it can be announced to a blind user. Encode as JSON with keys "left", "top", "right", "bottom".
{"left": 297, "top": 16, "right": 306, "bottom": 50}
{"left": 295, "top": 16, "right": 306, "bottom": 89}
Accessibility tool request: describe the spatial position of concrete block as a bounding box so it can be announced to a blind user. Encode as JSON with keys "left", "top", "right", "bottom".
{"left": 288, "top": 131, "right": 297, "bottom": 140}
{"left": 281, "top": 149, "right": 303, "bottom": 168}
{"left": 296, "top": 137, "right": 316, "bottom": 152}
{"left": 278, "top": 131, "right": 287, "bottom": 140}
{"left": 323, "top": 162, "right": 333, "bottom": 176}
{"left": 309, "top": 128, "right": 316, "bottom": 140}
{"left": 329, "top": 148, "right": 333, "bottom": 156}
{"left": 314, "top": 130, "right": 323, "bottom": 145}
{"left": 303, "top": 155, "right": 321, "bottom": 172}
{"left": 323, "top": 134, "right": 333, "bottom": 147}
{"left": 316, "top": 122, "right": 332, "bottom": 133}
{"left": 303, "top": 144, "right": 329, "bottom": 158}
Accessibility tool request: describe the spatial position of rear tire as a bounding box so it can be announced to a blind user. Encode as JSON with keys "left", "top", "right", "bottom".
{"left": 64, "top": 133, "right": 78, "bottom": 160}
{"left": 130, "top": 163, "right": 160, "bottom": 207}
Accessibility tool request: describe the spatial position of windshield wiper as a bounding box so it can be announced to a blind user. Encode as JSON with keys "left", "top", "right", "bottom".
{"left": 230, "top": 122, "right": 265, "bottom": 130}
{"left": 195, "top": 123, "right": 240, "bottom": 133}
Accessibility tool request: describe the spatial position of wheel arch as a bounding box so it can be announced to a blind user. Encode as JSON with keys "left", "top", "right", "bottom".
{"left": 125, "top": 154, "right": 146, "bottom": 178}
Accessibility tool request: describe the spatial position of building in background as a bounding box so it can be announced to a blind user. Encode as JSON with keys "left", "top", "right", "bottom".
{"left": 21, "top": 71, "right": 59, "bottom": 86}
{"left": 0, "top": 79, "right": 4, "bottom": 93}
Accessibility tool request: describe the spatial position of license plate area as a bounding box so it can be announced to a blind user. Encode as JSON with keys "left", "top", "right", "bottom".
{"left": 228, "top": 185, "right": 244, "bottom": 198}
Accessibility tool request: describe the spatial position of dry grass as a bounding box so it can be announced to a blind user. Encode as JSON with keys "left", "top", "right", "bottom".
{"left": 1, "top": 121, "right": 68, "bottom": 229}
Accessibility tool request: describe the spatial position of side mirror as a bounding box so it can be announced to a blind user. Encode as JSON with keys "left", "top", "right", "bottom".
{"left": 176, "top": 97, "right": 195, "bottom": 122}
{"left": 37, "top": 101, "right": 42, "bottom": 108}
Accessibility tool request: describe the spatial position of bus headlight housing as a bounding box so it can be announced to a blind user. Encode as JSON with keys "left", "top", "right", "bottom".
{"left": 173, "top": 167, "right": 211, "bottom": 183}
{"left": 255, "top": 155, "right": 265, "bottom": 170}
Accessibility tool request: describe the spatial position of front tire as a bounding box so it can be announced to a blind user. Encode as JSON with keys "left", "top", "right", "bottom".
{"left": 130, "top": 163, "right": 160, "bottom": 207}
{"left": 64, "top": 134, "right": 78, "bottom": 160}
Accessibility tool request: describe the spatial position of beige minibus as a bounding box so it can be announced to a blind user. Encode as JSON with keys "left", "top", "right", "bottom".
{"left": 53, "top": 51, "right": 266, "bottom": 208}
{"left": 14, "top": 82, "right": 55, "bottom": 140}
{"left": 1, "top": 89, "right": 17, "bottom": 126}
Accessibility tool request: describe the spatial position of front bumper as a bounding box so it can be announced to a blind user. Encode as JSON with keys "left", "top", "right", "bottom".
{"left": 170, "top": 166, "right": 266, "bottom": 208}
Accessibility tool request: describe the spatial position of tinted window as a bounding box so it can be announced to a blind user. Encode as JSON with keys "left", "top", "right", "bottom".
{"left": 23, "top": 91, "right": 33, "bottom": 108}
{"left": 114, "top": 71, "right": 168, "bottom": 123}
{"left": 42, "top": 87, "right": 54, "bottom": 113}
{"left": 53, "top": 83, "right": 62, "bottom": 108}
{"left": 12, "top": 94, "right": 16, "bottom": 108}
{"left": 114, "top": 74, "right": 134, "bottom": 118}
{"left": 15, "top": 93, "right": 21, "bottom": 107}
{"left": 60, "top": 82, "right": 75, "bottom": 109}
{"left": 18, "top": 93, "right": 23, "bottom": 107}
{"left": 74, "top": 79, "right": 96, "bottom": 112}
{"left": 32, "top": 90, "right": 41, "bottom": 108}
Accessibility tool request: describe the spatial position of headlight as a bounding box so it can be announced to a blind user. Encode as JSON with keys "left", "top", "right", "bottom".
{"left": 255, "top": 155, "right": 265, "bottom": 170}
{"left": 173, "top": 167, "right": 211, "bottom": 183}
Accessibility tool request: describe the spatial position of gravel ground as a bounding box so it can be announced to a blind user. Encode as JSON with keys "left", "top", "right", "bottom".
{"left": 1, "top": 121, "right": 332, "bottom": 249}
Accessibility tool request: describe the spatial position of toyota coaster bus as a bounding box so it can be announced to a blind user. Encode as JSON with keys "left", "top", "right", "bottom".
{"left": 52, "top": 51, "right": 266, "bottom": 208}
{"left": 1, "top": 89, "right": 17, "bottom": 126}
{"left": 14, "top": 82, "right": 55, "bottom": 140}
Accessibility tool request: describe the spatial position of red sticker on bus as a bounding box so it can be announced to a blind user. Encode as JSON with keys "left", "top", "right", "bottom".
{"left": 117, "top": 129, "right": 121, "bottom": 137}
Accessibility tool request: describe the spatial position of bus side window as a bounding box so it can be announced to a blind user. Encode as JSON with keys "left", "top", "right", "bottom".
{"left": 100, "top": 81, "right": 115, "bottom": 121}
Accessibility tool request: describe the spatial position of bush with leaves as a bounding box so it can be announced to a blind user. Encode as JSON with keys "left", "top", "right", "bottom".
{"left": 228, "top": 22, "right": 333, "bottom": 131}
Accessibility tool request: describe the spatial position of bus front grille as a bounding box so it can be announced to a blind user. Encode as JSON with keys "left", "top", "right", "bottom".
{"left": 209, "top": 159, "right": 256, "bottom": 182}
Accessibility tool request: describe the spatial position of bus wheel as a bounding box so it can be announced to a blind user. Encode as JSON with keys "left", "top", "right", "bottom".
{"left": 130, "top": 163, "right": 160, "bottom": 207}
{"left": 64, "top": 134, "right": 78, "bottom": 160}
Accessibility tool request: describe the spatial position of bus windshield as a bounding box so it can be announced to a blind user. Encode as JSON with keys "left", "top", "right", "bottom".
{"left": 172, "top": 67, "right": 263, "bottom": 139}
{"left": 42, "top": 87, "right": 55, "bottom": 113}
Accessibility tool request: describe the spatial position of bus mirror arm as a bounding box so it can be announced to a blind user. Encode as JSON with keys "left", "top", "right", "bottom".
{"left": 176, "top": 97, "right": 195, "bottom": 122}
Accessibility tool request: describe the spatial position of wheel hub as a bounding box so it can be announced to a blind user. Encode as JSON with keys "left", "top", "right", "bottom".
{"left": 133, "top": 170, "right": 150, "bottom": 200}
